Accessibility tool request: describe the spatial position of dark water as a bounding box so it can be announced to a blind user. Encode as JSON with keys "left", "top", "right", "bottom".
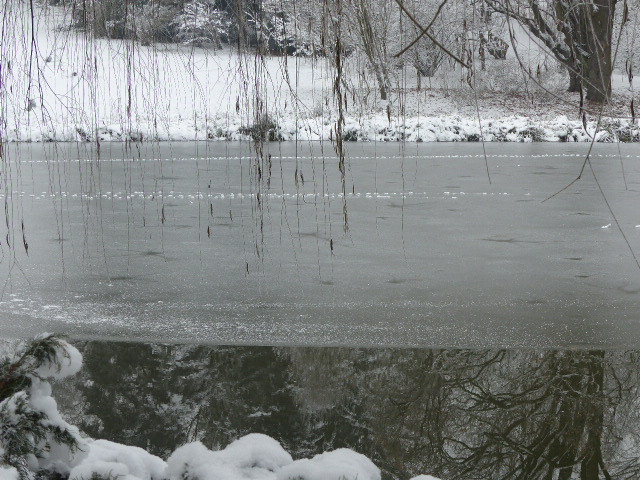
{"left": 54, "top": 341, "right": 640, "bottom": 480}
{"left": 1, "top": 142, "right": 640, "bottom": 348}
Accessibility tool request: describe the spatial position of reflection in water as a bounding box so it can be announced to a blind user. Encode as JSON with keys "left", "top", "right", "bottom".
{"left": 56, "top": 344, "right": 640, "bottom": 479}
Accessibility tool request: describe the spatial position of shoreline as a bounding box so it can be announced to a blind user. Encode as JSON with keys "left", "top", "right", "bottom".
{"left": 3, "top": 114, "right": 639, "bottom": 144}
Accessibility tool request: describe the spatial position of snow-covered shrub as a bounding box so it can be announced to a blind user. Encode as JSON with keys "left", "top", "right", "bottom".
{"left": 277, "top": 449, "right": 381, "bottom": 480}
{"left": 173, "top": 0, "right": 232, "bottom": 48}
{"left": 599, "top": 119, "right": 640, "bottom": 142}
{"left": 0, "top": 334, "right": 86, "bottom": 479}
{"left": 518, "top": 126, "right": 545, "bottom": 142}
{"left": 471, "top": 57, "right": 566, "bottom": 94}
{"left": 239, "top": 115, "right": 283, "bottom": 141}
{"left": 485, "top": 33, "right": 508, "bottom": 60}
{"left": 165, "top": 436, "right": 382, "bottom": 480}
{"left": 135, "top": 4, "right": 181, "bottom": 45}
{"left": 617, "top": 124, "right": 640, "bottom": 143}
{"left": 165, "top": 434, "right": 293, "bottom": 480}
{"left": 67, "top": 439, "right": 167, "bottom": 480}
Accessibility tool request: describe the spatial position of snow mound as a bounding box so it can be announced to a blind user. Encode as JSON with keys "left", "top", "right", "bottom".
{"left": 166, "top": 434, "right": 293, "bottom": 480}
{"left": 410, "top": 476, "right": 442, "bottom": 480}
{"left": 277, "top": 448, "right": 381, "bottom": 480}
{"left": 68, "top": 439, "right": 167, "bottom": 480}
{"left": 166, "top": 439, "right": 380, "bottom": 480}
{"left": 219, "top": 433, "right": 294, "bottom": 471}
{"left": 0, "top": 466, "right": 19, "bottom": 480}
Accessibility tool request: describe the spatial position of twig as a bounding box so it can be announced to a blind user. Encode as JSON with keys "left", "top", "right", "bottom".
{"left": 394, "top": 0, "right": 450, "bottom": 57}
{"left": 393, "top": 0, "right": 470, "bottom": 68}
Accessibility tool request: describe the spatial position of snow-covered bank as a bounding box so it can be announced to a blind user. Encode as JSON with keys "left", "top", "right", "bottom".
{"left": 0, "top": 335, "right": 440, "bottom": 480}
{"left": 3, "top": 4, "right": 639, "bottom": 146}
{"left": 6, "top": 114, "right": 640, "bottom": 143}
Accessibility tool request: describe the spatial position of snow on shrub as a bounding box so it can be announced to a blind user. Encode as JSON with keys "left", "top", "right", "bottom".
{"left": 0, "top": 465, "right": 20, "bottom": 480}
{"left": 173, "top": 0, "right": 231, "bottom": 48}
{"left": 0, "top": 334, "right": 87, "bottom": 479}
{"left": 6, "top": 112, "right": 638, "bottom": 143}
{"left": 277, "top": 449, "right": 381, "bottom": 480}
{"left": 68, "top": 439, "right": 167, "bottom": 480}
{"left": 165, "top": 434, "right": 294, "bottom": 479}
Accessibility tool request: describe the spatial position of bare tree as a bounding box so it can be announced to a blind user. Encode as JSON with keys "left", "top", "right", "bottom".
{"left": 484, "top": 0, "right": 621, "bottom": 102}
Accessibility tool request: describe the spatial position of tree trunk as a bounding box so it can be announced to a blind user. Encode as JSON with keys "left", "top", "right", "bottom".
{"left": 353, "top": 0, "right": 389, "bottom": 101}
{"left": 585, "top": 0, "right": 616, "bottom": 102}
{"left": 580, "top": 351, "right": 605, "bottom": 480}
{"left": 568, "top": 70, "right": 582, "bottom": 93}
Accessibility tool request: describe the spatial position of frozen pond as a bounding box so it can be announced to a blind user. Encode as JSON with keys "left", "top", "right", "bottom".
{"left": 1, "top": 141, "right": 639, "bottom": 348}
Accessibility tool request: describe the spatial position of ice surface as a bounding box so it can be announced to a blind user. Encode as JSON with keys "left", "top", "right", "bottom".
{"left": 2, "top": 142, "right": 640, "bottom": 349}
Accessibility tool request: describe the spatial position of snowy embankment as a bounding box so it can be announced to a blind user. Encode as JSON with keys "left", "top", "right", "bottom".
{"left": 0, "top": 335, "right": 439, "bottom": 480}
{"left": 8, "top": 113, "right": 639, "bottom": 143}
{"left": 3, "top": 4, "right": 639, "bottom": 145}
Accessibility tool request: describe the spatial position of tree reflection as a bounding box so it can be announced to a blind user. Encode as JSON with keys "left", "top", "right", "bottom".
{"left": 450, "top": 350, "right": 610, "bottom": 480}
{"left": 59, "top": 344, "right": 640, "bottom": 479}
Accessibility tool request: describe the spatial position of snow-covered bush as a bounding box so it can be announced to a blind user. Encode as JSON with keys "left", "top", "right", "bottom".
{"left": 412, "top": 40, "right": 447, "bottom": 78}
{"left": 173, "top": 0, "right": 232, "bottom": 48}
{"left": 239, "top": 115, "right": 283, "bottom": 142}
{"left": 470, "top": 57, "right": 566, "bottom": 95}
{"left": 135, "top": 4, "right": 181, "bottom": 45}
{"left": 165, "top": 437, "right": 381, "bottom": 480}
{"left": 0, "top": 334, "right": 86, "bottom": 479}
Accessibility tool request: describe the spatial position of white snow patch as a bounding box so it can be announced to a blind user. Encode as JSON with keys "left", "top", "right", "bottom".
{"left": 277, "top": 449, "right": 381, "bottom": 480}
{"left": 68, "top": 440, "right": 167, "bottom": 480}
{"left": 0, "top": 466, "right": 20, "bottom": 480}
{"left": 166, "top": 434, "right": 293, "bottom": 480}
{"left": 33, "top": 335, "right": 83, "bottom": 380}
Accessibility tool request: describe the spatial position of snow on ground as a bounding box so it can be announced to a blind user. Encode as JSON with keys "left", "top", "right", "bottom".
{"left": 2, "top": 3, "right": 638, "bottom": 144}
